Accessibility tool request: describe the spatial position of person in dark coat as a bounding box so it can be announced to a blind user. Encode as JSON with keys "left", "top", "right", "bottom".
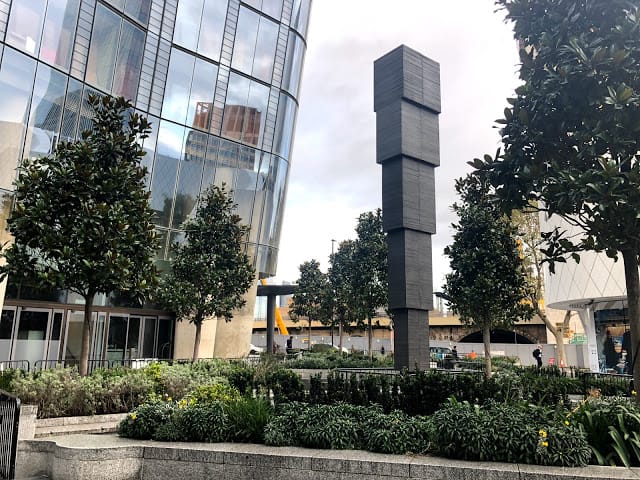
{"left": 533, "top": 344, "right": 543, "bottom": 368}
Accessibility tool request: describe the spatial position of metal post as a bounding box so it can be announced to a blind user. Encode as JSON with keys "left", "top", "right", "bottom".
{"left": 266, "top": 294, "right": 276, "bottom": 354}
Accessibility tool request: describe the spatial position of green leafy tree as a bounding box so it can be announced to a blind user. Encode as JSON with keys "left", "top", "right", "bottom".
{"left": 328, "top": 240, "right": 358, "bottom": 352}
{"left": 0, "top": 95, "right": 158, "bottom": 376}
{"left": 443, "top": 173, "right": 533, "bottom": 377}
{"left": 157, "top": 184, "right": 255, "bottom": 360}
{"left": 290, "top": 260, "right": 328, "bottom": 350}
{"left": 512, "top": 209, "right": 573, "bottom": 367}
{"left": 479, "top": 0, "right": 640, "bottom": 389}
{"left": 351, "top": 209, "right": 388, "bottom": 359}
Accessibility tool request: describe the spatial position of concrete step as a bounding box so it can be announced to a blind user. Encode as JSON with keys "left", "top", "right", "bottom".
{"left": 35, "top": 422, "right": 119, "bottom": 438}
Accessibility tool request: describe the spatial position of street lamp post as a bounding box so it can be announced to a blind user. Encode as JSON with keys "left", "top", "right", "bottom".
{"left": 331, "top": 239, "right": 341, "bottom": 353}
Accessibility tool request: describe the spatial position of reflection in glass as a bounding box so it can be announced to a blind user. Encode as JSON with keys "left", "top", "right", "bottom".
{"left": 150, "top": 121, "right": 184, "bottom": 226}
{"left": 47, "top": 311, "right": 63, "bottom": 362}
{"left": 222, "top": 74, "right": 269, "bottom": 148}
{"left": 162, "top": 49, "right": 194, "bottom": 125}
{"left": 260, "top": 155, "right": 288, "bottom": 247}
{"left": 60, "top": 78, "right": 83, "bottom": 141}
{"left": 124, "top": 0, "right": 152, "bottom": 26}
{"left": 78, "top": 87, "right": 101, "bottom": 135}
{"left": 174, "top": 0, "right": 204, "bottom": 52}
{"left": 25, "top": 64, "right": 67, "bottom": 160}
{"left": 14, "top": 310, "right": 48, "bottom": 368}
{"left": 5, "top": 1, "right": 46, "bottom": 55}
{"left": 127, "top": 317, "right": 140, "bottom": 359}
{"left": 282, "top": 31, "right": 305, "bottom": 97}
{"left": 291, "top": 0, "right": 311, "bottom": 37}
{"left": 0, "top": 48, "right": 37, "bottom": 190}
{"left": 64, "top": 312, "right": 83, "bottom": 363}
{"left": 232, "top": 8, "right": 278, "bottom": 83}
{"left": 199, "top": 0, "right": 227, "bottom": 60}
{"left": 41, "top": 0, "right": 80, "bottom": 70}
{"left": 113, "top": 20, "right": 145, "bottom": 101}
{"left": 141, "top": 114, "right": 159, "bottom": 187}
{"left": 157, "top": 318, "right": 173, "bottom": 359}
{"left": 167, "top": 231, "right": 185, "bottom": 261}
{"left": 172, "top": 130, "right": 205, "bottom": 227}
{"left": 154, "top": 228, "right": 168, "bottom": 261}
{"left": 273, "top": 92, "right": 297, "bottom": 159}
{"left": 187, "top": 59, "right": 217, "bottom": 130}
{"left": 249, "top": 153, "right": 270, "bottom": 243}
{"left": 86, "top": 4, "right": 121, "bottom": 92}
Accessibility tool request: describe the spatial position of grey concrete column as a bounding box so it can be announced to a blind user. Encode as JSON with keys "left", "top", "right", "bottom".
{"left": 374, "top": 45, "right": 441, "bottom": 371}
{"left": 266, "top": 294, "right": 276, "bottom": 354}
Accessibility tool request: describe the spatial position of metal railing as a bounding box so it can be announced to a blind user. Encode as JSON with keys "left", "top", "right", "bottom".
{"left": 578, "top": 371, "right": 634, "bottom": 396}
{"left": 0, "top": 361, "right": 29, "bottom": 373}
{"left": 0, "top": 390, "right": 19, "bottom": 480}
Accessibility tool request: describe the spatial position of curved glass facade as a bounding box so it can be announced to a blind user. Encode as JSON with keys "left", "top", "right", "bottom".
{"left": 0, "top": 0, "right": 311, "bottom": 278}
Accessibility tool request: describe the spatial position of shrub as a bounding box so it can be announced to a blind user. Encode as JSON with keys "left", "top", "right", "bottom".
{"left": 430, "top": 400, "right": 591, "bottom": 467}
{"left": 571, "top": 396, "right": 640, "bottom": 466}
{"left": 118, "top": 400, "right": 176, "bottom": 440}
{"left": 226, "top": 397, "right": 273, "bottom": 443}
{"left": 186, "top": 383, "right": 241, "bottom": 404}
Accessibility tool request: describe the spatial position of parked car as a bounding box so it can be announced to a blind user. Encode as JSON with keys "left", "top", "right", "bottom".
{"left": 249, "top": 344, "right": 264, "bottom": 354}
{"left": 430, "top": 346, "right": 452, "bottom": 360}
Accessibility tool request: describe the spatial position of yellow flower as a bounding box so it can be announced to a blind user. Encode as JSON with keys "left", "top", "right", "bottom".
{"left": 538, "top": 429, "right": 547, "bottom": 438}
{"left": 541, "top": 441, "right": 548, "bottom": 448}
{"left": 130, "top": 413, "right": 137, "bottom": 420}
{"left": 633, "top": 390, "right": 637, "bottom": 397}
{"left": 167, "top": 396, "right": 172, "bottom": 402}
{"left": 564, "top": 420, "right": 569, "bottom": 426}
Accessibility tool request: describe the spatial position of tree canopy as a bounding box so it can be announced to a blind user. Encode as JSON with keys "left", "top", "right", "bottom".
{"left": 1, "top": 95, "right": 158, "bottom": 375}
{"left": 477, "top": 0, "right": 640, "bottom": 389}
{"left": 157, "top": 184, "right": 255, "bottom": 360}
{"left": 290, "top": 259, "right": 328, "bottom": 349}
{"left": 443, "top": 173, "right": 533, "bottom": 377}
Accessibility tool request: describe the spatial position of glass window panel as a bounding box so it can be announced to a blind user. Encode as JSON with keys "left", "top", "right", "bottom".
{"left": 0, "top": 309, "right": 14, "bottom": 340}
{"left": 233, "top": 148, "right": 259, "bottom": 225}
{"left": 232, "top": 8, "right": 259, "bottom": 76}
{"left": 125, "top": 0, "right": 152, "bottom": 26}
{"left": 113, "top": 20, "right": 145, "bottom": 102}
{"left": 141, "top": 114, "right": 159, "bottom": 187}
{"left": 173, "top": 0, "right": 204, "bottom": 52}
{"left": 47, "top": 311, "right": 63, "bottom": 362}
{"left": 261, "top": 0, "right": 283, "bottom": 19}
{"left": 41, "top": 0, "right": 80, "bottom": 70}
{"left": 222, "top": 73, "right": 250, "bottom": 142}
{"left": 243, "top": 0, "right": 261, "bottom": 10}
{"left": 78, "top": 87, "right": 101, "bottom": 136}
{"left": 162, "top": 49, "right": 194, "bottom": 124}
{"left": 200, "top": 136, "right": 219, "bottom": 192}
{"left": 252, "top": 15, "right": 278, "bottom": 82}
{"left": 25, "top": 64, "right": 67, "bottom": 160}
{"left": 91, "top": 313, "right": 106, "bottom": 361}
{"left": 244, "top": 80, "right": 269, "bottom": 147}
{"left": 187, "top": 59, "right": 217, "bottom": 130}
{"left": 216, "top": 138, "right": 239, "bottom": 168}
{"left": 106, "top": 315, "right": 127, "bottom": 362}
{"left": 150, "top": 121, "right": 184, "bottom": 226}
{"left": 282, "top": 31, "right": 305, "bottom": 97}
{"left": 0, "top": 48, "right": 37, "bottom": 190}
{"left": 199, "top": 0, "right": 227, "bottom": 60}
{"left": 260, "top": 155, "right": 288, "bottom": 246}
{"left": 291, "top": 0, "right": 311, "bottom": 38}
{"left": 154, "top": 228, "right": 168, "bottom": 261}
{"left": 60, "top": 78, "right": 83, "bottom": 141}
{"left": 249, "top": 153, "right": 270, "bottom": 243}
{"left": 126, "top": 317, "right": 140, "bottom": 359}
{"left": 172, "top": 130, "right": 206, "bottom": 228}
{"left": 64, "top": 311, "right": 83, "bottom": 363}
{"left": 142, "top": 317, "right": 156, "bottom": 357}
{"left": 6, "top": 1, "right": 46, "bottom": 55}
{"left": 157, "top": 319, "right": 173, "bottom": 359}
{"left": 214, "top": 165, "right": 236, "bottom": 191}
{"left": 273, "top": 92, "right": 297, "bottom": 159}
{"left": 107, "top": 0, "right": 125, "bottom": 9}
{"left": 167, "top": 231, "right": 185, "bottom": 261}
{"left": 14, "top": 310, "right": 48, "bottom": 367}
{"left": 86, "top": 4, "right": 121, "bottom": 91}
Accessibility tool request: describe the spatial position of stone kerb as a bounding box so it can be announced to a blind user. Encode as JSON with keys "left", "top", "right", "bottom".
{"left": 15, "top": 434, "right": 640, "bottom": 480}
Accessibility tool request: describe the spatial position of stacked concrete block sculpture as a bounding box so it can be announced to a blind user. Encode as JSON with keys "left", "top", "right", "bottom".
{"left": 373, "top": 45, "right": 441, "bottom": 370}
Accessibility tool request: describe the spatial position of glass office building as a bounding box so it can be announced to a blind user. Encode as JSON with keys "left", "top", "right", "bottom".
{"left": 0, "top": 0, "right": 311, "bottom": 368}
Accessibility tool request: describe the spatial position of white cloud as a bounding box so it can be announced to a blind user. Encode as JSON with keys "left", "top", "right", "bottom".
{"left": 275, "top": 0, "right": 521, "bottom": 290}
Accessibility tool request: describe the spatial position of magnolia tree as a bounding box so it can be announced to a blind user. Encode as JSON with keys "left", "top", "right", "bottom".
{"left": 478, "top": 0, "right": 640, "bottom": 391}
{"left": 290, "top": 260, "right": 328, "bottom": 349}
{"left": 0, "top": 96, "right": 158, "bottom": 376}
{"left": 443, "top": 173, "right": 533, "bottom": 377}
{"left": 158, "top": 184, "right": 254, "bottom": 360}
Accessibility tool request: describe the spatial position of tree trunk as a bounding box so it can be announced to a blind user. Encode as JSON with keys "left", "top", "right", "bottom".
{"left": 308, "top": 317, "right": 312, "bottom": 350}
{"left": 621, "top": 248, "right": 640, "bottom": 403}
{"left": 483, "top": 325, "right": 492, "bottom": 379}
{"left": 338, "top": 318, "right": 343, "bottom": 355}
{"left": 193, "top": 321, "right": 202, "bottom": 361}
{"left": 368, "top": 316, "right": 373, "bottom": 360}
{"left": 79, "top": 292, "right": 95, "bottom": 377}
{"left": 538, "top": 305, "right": 568, "bottom": 368}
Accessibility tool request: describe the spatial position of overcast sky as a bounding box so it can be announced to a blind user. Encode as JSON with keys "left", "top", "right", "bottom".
{"left": 274, "top": 0, "right": 521, "bottom": 290}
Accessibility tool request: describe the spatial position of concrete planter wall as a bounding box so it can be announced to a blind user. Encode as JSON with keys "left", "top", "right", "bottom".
{"left": 17, "top": 406, "right": 127, "bottom": 440}
{"left": 16, "top": 434, "right": 639, "bottom": 480}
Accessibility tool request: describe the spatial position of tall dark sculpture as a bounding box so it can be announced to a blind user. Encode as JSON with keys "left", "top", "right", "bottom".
{"left": 374, "top": 45, "right": 441, "bottom": 370}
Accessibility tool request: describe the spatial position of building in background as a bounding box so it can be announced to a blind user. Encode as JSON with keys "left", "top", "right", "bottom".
{"left": 0, "top": 0, "right": 311, "bottom": 368}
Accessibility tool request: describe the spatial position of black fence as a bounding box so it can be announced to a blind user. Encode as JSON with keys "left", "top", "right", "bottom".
{"left": 578, "top": 371, "right": 634, "bottom": 396}
{"left": 0, "top": 390, "right": 19, "bottom": 480}
{"left": 0, "top": 361, "right": 29, "bottom": 373}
